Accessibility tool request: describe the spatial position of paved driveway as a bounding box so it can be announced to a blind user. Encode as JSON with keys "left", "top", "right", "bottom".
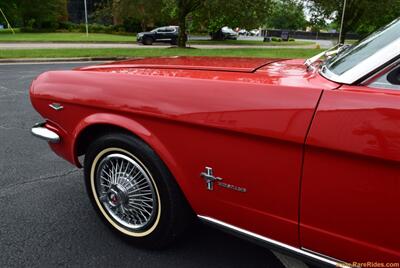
{"left": 0, "top": 62, "right": 308, "bottom": 268}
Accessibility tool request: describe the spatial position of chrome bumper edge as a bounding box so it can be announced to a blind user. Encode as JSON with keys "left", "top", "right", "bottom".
{"left": 31, "top": 122, "right": 60, "bottom": 143}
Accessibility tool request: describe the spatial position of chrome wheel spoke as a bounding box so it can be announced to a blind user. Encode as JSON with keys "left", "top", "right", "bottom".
{"left": 95, "top": 153, "right": 157, "bottom": 231}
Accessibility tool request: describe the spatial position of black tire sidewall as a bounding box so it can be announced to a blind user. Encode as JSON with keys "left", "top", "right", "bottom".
{"left": 143, "top": 37, "right": 153, "bottom": 45}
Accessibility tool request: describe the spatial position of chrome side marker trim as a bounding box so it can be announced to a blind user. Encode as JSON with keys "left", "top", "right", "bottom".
{"left": 198, "top": 215, "right": 351, "bottom": 268}
{"left": 31, "top": 122, "right": 60, "bottom": 143}
{"left": 49, "top": 103, "right": 64, "bottom": 111}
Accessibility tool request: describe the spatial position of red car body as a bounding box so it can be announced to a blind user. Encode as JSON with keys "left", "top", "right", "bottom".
{"left": 30, "top": 56, "right": 400, "bottom": 265}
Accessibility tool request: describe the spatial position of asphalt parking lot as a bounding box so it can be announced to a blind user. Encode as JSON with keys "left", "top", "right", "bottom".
{"left": 0, "top": 62, "right": 307, "bottom": 267}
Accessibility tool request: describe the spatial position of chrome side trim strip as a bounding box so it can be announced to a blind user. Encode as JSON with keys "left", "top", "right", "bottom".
{"left": 198, "top": 215, "right": 351, "bottom": 268}
{"left": 31, "top": 122, "right": 60, "bottom": 143}
{"left": 301, "top": 247, "right": 347, "bottom": 265}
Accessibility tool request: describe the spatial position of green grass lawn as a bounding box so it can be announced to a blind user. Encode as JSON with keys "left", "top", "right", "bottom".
{"left": 0, "top": 32, "right": 313, "bottom": 46}
{"left": 0, "top": 48, "right": 323, "bottom": 59}
{"left": 0, "top": 33, "right": 136, "bottom": 43}
{"left": 345, "top": 39, "right": 359, "bottom": 44}
{"left": 189, "top": 40, "right": 314, "bottom": 46}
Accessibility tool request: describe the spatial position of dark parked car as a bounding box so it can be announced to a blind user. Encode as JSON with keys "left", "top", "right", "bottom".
{"left": 137, "top": 26, "right": 179, "bottom": 45}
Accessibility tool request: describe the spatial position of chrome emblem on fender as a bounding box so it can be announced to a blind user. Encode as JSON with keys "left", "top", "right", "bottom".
{"left": 200, "top": 167, "right": 247, "bottom": 193}
{"left": 49, "top": 103, "right": 64, "bottom": 111}
{"left": 217, "top": 181, "right": 247, "bottom": 193}
{"left": 200, "top": 167, "right": 222, "bottom": 191}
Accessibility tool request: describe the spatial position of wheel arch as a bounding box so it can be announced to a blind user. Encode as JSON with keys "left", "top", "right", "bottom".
{"left": 142, "top": 35, "right": 154, "bottom": 44}
{"left": 71, "top": 113, "right": 185, "bottom": 192}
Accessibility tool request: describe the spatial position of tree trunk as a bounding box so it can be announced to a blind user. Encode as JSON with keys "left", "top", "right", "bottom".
{"left": 112, "top": 1, "right": 121, "bottom": 25}
{"left": 340, "top": 31, "right": 346, "bottom": 44}
{"left": 141, "top": 19, "right": 146, "bottom": 32}
{"left": 340, "top": 23, "right": 349, "bottom": 44}
{"left": 177, "top": 13, "right": 187, "bottom": 48}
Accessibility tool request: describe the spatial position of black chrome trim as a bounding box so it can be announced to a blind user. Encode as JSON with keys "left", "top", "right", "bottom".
{"left": 198, "top": 215, "right": 352, "bottom": 268}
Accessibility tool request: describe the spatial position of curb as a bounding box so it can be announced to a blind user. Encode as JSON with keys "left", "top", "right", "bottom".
{"left": 0, "top": 57, "right": 129, "bottom": 63}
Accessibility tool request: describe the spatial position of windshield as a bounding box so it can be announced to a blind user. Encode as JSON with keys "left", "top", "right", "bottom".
{"left": 324, "top": 18, "right": 400, "bottom": 76}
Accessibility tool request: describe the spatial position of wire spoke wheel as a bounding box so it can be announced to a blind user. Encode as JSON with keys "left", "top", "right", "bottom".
{"left": 85, "top": 133, "right": 190, "bottom": 247}
{"left": 95, "top": 153, "right": 158, "bottom": 231}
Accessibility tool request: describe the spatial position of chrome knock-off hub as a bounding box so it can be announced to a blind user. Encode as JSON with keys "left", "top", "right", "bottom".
{"left": 107, "top": 184, "right": 128, "bottom": 207}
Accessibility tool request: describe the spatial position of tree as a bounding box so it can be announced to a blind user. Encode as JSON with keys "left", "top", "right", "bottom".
{"left": 355, "top": 0, "right": 400, "bottom": 37}
{"left": 90, "top": 0, "right": 114, "bottom": 25}
{"left": 194, "top": 0, "right": 271, "bottom": 40}
{"left": 16, "top": 0, "right": 67, "bottom": 29}
{"left": 162, "top": 0, "right": 204, "bottom": 47}
{"left": 0, "top": 0, "right": 68, "bottom": 29}
{"left": 112, "top": 0, "right": 164, "bottom": 30}
{"left": 0, "top": 1, "right": 20, "bottom": 27}
{"left": 110, "top": 0, "right": 271, "bottom": 47}
{"left": 109, "top": 0, "right": 204, "bottom": 47}
{"left": 0, "top": 0, "right": 67, "bottom": 29}
{"left": 176, "top": 0, "right": 204, "bottom": 47}
{"left": 307, "top": 3, "right": 327, "bottom": 32}
{"left": 267, "top": 0, "right": 307, "bottom": 30}
{"left": 307, "top": 0, "right": 400, "bottom": 43}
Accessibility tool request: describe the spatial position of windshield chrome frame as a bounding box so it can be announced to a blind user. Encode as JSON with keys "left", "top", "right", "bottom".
{"left": 319, "top": 37, "right": 400, "bottom": 85}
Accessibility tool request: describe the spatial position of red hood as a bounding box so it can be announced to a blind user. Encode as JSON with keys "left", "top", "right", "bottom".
{"left": 78, "top": 56, "right": 283, "bottom": 73}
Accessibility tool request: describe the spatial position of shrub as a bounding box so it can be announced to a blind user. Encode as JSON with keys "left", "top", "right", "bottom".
{"left": 0, "top": 28, "right": 21, "bottom": 34}
{"left": 21, "top": 27, "right": 52, "bottom": 33}
{"left": 21, "top": 19, "right": 59, "bottom": 32}
{"left": 75, "top": 23, "right": 126, "bottom": 34}
{"left": 22, "top": 22, "right": 130, "bottom": 35}
{"left": 58, "top": 21, "right": 78, "bottom": 31}
{"left": 271, "top": 37, "right": 282, "bottom": 42}
{"left": 40, "top": 21, "right": 59, "bottom": 31}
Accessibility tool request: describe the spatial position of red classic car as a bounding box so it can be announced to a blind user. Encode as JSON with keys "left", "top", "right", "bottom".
{"left": 30, "top": 19, "right": 400, "bottom": 267}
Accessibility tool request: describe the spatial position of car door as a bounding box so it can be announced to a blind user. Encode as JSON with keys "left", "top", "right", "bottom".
{"left": 300, "top": 64, "right": 400, "bottom": 262}
{"left": 156, "top": 27, "right": 169, "bottom": 41}
{"left": 164, "top": 27, "right": 176, "bottom": 40}
{"left": 154, "top": 27, "right": 166, "bottom": 40}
